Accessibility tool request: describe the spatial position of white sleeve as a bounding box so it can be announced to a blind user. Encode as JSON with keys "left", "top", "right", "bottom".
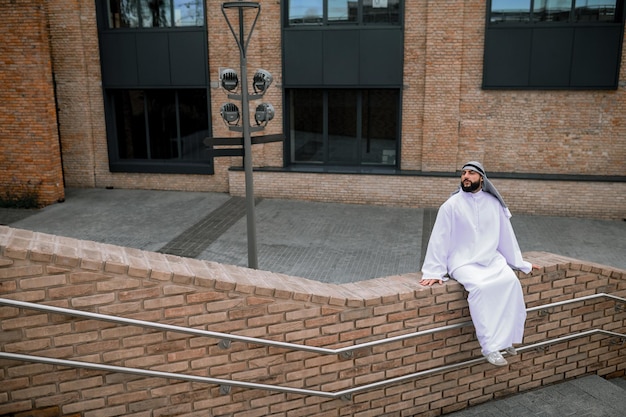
{"left": 421, "top": 205, "right": 452, "bottom": 281}
{"left": 497, "top": 208, "right": 532, "bottom": 274}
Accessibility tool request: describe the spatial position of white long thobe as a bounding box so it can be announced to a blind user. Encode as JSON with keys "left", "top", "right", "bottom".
{"left": 421, "top": 190, "right": 531, "bottom": 353}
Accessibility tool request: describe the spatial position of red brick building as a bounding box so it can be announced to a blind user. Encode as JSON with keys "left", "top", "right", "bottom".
{"left": 1, "top": 1, "right": 625, "bottom": 218}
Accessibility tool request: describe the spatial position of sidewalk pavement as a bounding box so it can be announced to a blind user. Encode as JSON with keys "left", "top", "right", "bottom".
{"left": 1, "top": 188, "right": 624, "bottom": 283}
{"left": 446, "top": 374, "right": 626, "bottom": 417}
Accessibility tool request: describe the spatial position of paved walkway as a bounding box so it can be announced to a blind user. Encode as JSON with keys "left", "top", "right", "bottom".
{"left": 1, "top": 187, "right": 625, "bottom": 415}
{"left": 447, "top": 375, "right": 626, "bottom": 417}
{"left": 1, "top": 188, "right": 625, "bottom": 283}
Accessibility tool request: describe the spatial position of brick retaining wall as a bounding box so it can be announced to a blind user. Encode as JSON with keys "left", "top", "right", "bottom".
{"left": 0, "top": 226, "right": 624, "bottom": 417}
{"left": 228, "top": 170, "right": 626, "bottom": 220}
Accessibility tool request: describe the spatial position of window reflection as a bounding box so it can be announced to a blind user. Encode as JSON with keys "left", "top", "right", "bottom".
{"left": 490, "top": 0, "right": 621, "bottom": 23}
{"left": 140, "top": 0, "right": 171, "bottom": 27}
{"left": 490, "top": 0, "right": 531, "bottom": 23}
{"left": 328, "top": 0, "right": 356, "bottom": 23}
{"left": 113, "top": 89, "right": 209, "bottom": 161}
{"left": 533, "top": 0, "right": 572, "bottom": 22}
{"left": 108, "top": 0, "right": 139, "bottom": 28}
{"left": 575, "top": 0, "right": 618, "bottom": 21}
{"left": 173, "top": 0, "right": 204, "bottom": 26}
{"left": 146, "top": 90, "right": 176, "bottom": 158}
{"left": 115, "top": 90, "right": 147, "bottom": 159}
{"left": 328, "top": 90, "right": 358, "bottom": 163}
{"left": 106, "top": 0, "right": 204, "bottom": 28}
{"left": 288, "top": 0, "right": 323, "bottom": 24}
{"left": 361, "top": 90, "right": 397, "bottom": 165}
{"left": 291, "top": 89, "right": 324, "bottom": 163}
{"left": 363, "top": 0, "right": 400, "bottom": 24}
{"left": 290, "top": 89, "right": 398, "bottom": 166}
{"left": 177, "top": 89, "right": 210, "bottom": 161}
{"left": 288, "top": 0, "right": 400, "bottom": 25}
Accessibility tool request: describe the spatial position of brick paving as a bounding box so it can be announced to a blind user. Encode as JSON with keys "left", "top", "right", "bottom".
{"left": 447, "top": 375, "right": 626, "bottom": 417}
{"left": 158, "top": 196, "right": 254, "bottom": 258}
{"left": 197, "top": 198, "right": 425, "bottom": 282}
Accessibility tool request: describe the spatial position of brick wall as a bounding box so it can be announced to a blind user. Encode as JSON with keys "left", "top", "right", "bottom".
{"left": 0, "top": 0, "right": 64, "bottom": 206}
{"left": 0, "top": 226, "right": 624, "bottom": 417}
{"left": 2, "top": 0, "right": 625, "bottom": 214}
{"left": 228, "top": 170, "right": 626, "bottom": 220}
{"left": 45, "top": 0, "right": 103, "bottom": 189}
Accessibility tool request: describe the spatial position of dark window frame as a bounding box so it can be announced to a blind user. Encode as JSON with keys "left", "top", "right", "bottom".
{"left": 104, "top": 0, "right": 205, "bottom": 29}
{"left": 286, "top": 0, "right": 402, "bottom": 27}
{"left": 489, "top": 0, "right": 624, "bottom": 25}
{"left": 286, "top": 88, "right": 400, "bottom": 168}
{"left": 106, "top": 87, "right": 214, "bottom": 175}
{"left": 95, "top": 0, "right": 213, "bottom": 175}
{"left": 483, "top": 0, "right": 625, "bottom": 89}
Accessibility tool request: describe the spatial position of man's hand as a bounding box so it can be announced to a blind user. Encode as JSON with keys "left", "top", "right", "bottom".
{"left": 420, "top": 278, "right": 443, "bottom": 286}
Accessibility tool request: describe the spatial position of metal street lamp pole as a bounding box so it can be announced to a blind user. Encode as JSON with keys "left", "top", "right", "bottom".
{"left": 238, "top": 38, "right": 258, "bottom": 270}
{"left": 222, "top": 1, "right": 261, "bottom": 269}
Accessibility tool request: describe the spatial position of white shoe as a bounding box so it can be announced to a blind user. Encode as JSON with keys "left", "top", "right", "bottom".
{"left": 505, "top": 346, "right": 517, "bottom": 356}
{"left": 484, "top": 351, "right": 508, "bottom": 366}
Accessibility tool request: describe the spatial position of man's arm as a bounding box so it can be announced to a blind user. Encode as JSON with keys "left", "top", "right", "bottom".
{"left": 420, "top": 205, "right": 451, "bottom": 286}
{"left": 497, "top": 208, "right": 533, "bottom": 274}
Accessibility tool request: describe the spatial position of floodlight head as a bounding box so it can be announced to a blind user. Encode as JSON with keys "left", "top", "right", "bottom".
{"left": 220, "top": 102, "right": 240, "bottom": 125}
{"left": 220, "top": 68, "right": 239, "bottom": 92}
{"left": 254, "top": 103, "right": 275, "bottom": 126}
{"left": 253, "top": 69, "right": 273, "bottom": 94}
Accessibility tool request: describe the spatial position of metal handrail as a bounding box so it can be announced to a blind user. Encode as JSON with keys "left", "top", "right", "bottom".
{"left": 1, "top": 328, "right": 624, "bottom": 399}
{"left": 0, "top": 293, "right": 623, "bottom": 356}
{"left": 525, "top": 293, "right": 626, "bottom": 313}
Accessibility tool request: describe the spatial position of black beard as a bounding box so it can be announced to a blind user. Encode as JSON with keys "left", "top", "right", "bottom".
{"left": 461, "top": 180, "right": 481, "bottom": 192}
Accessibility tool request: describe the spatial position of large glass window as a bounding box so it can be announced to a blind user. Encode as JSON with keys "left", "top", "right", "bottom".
{"left": 361, "top": 89, "right": 397, "bottom": 165}
{"left": 112, "top": 89, "right": 209, "bottom": 162}
{"left": 575, "top": 0, "right": 620, "bottom": 21}
{"left": 173, "top": 0, "right": 204, "bottom": 26}
{"left": 290, "top": 89, "right": 398, "bottom": 166}
{"left": 364, "top": 0, "right": 400, "bottom": 23}
{"left": 97, "top": 0, "right": 210, "bottom": 173}
{"left": 288, "top": 0, "right": 400, "bottom": 25}
{"left": 533, "top": 0, "right": 572, "bottom": 22}
{"left": 106, "top": 0, "right": 204, "bottom": 28}
{"left": 484, "top": 0, "right": 624, "bottom": 89}
{"left": 291, "top": 90, "right": 324, "bottom": 162}
{"left": 490, "top": 0, "right": 532, "bottom": 23}
{"left": 328, "top": 0, "right": 356, "bottom": 23}
{"left": 140, "top": 0, "right": 171, "bottom": 27}
{"left": 489, "top": 0, "right": 620, "bottom": 24}
{"left": 328, "top": 90, "right": 358, "bottom": 163}
{"left": 288, "top": 0, "right": 323, "bottom": 24}
{"left": 108, "top": 0, "right": 139, "bottom": 27}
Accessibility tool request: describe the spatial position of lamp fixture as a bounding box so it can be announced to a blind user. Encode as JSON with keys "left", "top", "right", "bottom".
{"left": 220, "top": 102, "right": 240, "bottom": 125}
{"left": 254, "top": 103, "right": 275, "bottom": 126}
{"left": 220, "top": 68, "right": 239, "bottom": 92}
{"left": 252, "top": 69, "right": 273, "bottom": 94}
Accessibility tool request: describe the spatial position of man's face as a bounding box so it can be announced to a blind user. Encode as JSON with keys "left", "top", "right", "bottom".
{"left": 461, "top": 169, "right": 482, "bottom": 192}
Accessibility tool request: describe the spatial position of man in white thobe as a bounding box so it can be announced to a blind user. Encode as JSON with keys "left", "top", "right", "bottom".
{"left": 420, "top": 161, "right": 533, "bottom": 366}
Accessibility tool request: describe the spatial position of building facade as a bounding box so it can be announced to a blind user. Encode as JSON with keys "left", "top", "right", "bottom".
{"left": 1, "top": 0, "right": 625, "bottom": 218}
